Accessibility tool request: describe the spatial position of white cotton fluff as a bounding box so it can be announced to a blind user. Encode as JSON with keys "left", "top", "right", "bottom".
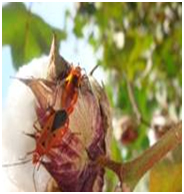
{"left": 2, "top": 56, "right": 52, "bottom": 191}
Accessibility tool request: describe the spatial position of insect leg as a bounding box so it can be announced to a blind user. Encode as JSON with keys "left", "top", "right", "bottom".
{"left": 2, "top": 159, "right": 32, "bottom": 167}
{"left": 33, "top": 165, "right": 37, "bottom": 192}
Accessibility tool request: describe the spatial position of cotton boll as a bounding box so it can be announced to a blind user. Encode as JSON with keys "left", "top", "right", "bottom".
{"left": 2, "top": 56, "right": 51, "bottom": 191}
{"left": 3, "top": 35, "right": 111, "bottom": 191}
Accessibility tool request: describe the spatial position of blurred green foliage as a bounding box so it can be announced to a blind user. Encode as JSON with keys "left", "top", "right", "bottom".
{"left": 2, "top": 2, "right": 182, "bottom": 192}
{"left": 71, "top": 1, "right": 182, "bottom": 152}
{"left": 71, "top": 3, "right": 181, "bottom": 191}
{"left": 2, "top": 2, "right": 66, "bottom": 69}
{"left": 73, "top": 3, "right": 182, "bottom": 191}
{"left": 149, "top": 146, "right": 182, "bottom": 192}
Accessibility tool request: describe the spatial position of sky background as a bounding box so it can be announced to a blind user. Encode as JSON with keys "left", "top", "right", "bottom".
{"left": 2, "top": 2, "right": 104, "bottom": 106}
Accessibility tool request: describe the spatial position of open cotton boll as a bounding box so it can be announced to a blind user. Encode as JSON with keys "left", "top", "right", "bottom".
{"left": 3, "top": 35, "right": 112, "bottom": 191}
{"left": 2, "top": 56, "right": 51, "bottom": 191}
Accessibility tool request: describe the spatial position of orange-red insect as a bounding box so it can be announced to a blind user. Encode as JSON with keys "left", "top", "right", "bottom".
{"left": 30, "top": 108, "right": 69, "bottom": 165}
{"left": 62, "top": 66, "right": 83, "bottom": 114}
{"left": 3, "top": 66, "right": 85, "bottom": 191}
{"left": 3, "top": 108, "right": 69, "bottom": 191}
{"left": 32, "top": 66, "right": 84, "bottom": 164}
{"left": 34, "top": 66, "right": 83, "bottom": 155}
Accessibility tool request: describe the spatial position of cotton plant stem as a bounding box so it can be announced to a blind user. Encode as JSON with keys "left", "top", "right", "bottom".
{"left": 121, "top": 121, "right": 182, "bottom": 190}
{"left": 126, "top": 77, "right": 150, "bottom": 127}
{"left": 97, "top": 121, "right": 182, "bottom": 191}
{"left": 126, "top": 80, "right": 141, "bottom": 122}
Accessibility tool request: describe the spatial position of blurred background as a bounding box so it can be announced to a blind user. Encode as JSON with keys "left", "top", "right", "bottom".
{"left": 2, "top": 2, "right": 182, "bottom": 191}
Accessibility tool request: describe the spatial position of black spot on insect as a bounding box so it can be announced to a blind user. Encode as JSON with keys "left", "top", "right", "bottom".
{"left": 42, "top": 141, "right": 45, "bottom": 147}
{"left": 51, "top": 109, "right": 68, "bottom": 132}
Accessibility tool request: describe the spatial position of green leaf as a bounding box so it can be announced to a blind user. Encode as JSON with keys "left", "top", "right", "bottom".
{"left": 73, "top": 14, "right": 87, "bottom": 38}
{"left": 2, "top": 2, "right": 67, "bottom": 69}
{"left": 110, "top": 136, "right": 122, "bottom": 162}
{"left": 150, "top": 162, "right": 182, "bottom": 192}
{"left": 104, "top": 168, "right": 119, "bottom": 192}
{"left": 88, "top": 32, "right": 99, "bottom": 51}
{"left": 149, "top": 147, "right": 182, "bottom": 192}
{"left": 126, "top": 32, "right": 153, "bottom": 80}
{"left": 116, "top": 80, "right": 132, "bottom": 113}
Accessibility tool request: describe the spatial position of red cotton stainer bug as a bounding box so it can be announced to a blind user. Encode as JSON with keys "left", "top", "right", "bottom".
{"left": 31, "top": 108, "right": 69, "bottom": 165}
{"left": 60, "top": 65, "right": 84, "bottom": 114}
{"left": 3, "top": 107, "right": 69, "bottom": 191}
{"left": 31, "top": 66, "right": 84, "bottom": 190}
{"left": 3, "top": 65, "right": 84, "bottom": 191}
{"left": 34, "top": 65, "right": 84, "bottom": 161}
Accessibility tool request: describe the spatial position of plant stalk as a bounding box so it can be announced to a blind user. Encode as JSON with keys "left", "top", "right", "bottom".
{"left": 97, "top": 121, "right": 182, "bottom": 191}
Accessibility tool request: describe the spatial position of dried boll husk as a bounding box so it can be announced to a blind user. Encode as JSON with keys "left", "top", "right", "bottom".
{"left": 41, "top": 75, "right": 111, "bottom": 191}
{"left": 47, "top": 34, "right": 71, "bottom": 81}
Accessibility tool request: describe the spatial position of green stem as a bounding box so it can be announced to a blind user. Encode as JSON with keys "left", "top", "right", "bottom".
{"left": 97, "top": 121, "right": 182, "bottom": 191}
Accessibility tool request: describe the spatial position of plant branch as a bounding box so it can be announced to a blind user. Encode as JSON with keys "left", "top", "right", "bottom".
{"left": 97, "top": 121, "right": 182, "bottom": 191}
{"left": 127, "top": 80, "right": 141, "bottom": 121}
{"left": 126, "top": 77, "right": 150, "bottom": 127}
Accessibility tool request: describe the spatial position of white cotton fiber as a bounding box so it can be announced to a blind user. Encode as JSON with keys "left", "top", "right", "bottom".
{"left": 2, "top": 56, "right": 51, "bottom": 191}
